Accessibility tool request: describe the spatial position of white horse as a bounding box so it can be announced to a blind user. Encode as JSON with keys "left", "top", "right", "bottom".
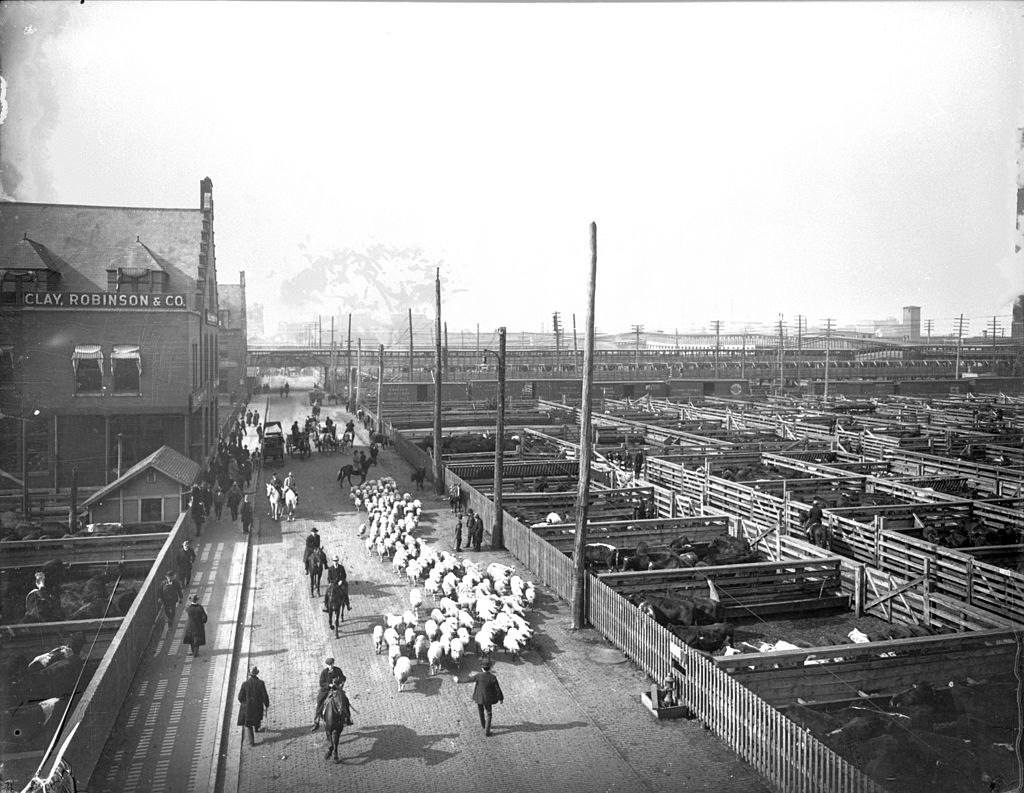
{"left": 284, "top": 485, "right": 299, "bottom": 521}
{"left": 266, "top": 482, "right": 283, "bottom": 521}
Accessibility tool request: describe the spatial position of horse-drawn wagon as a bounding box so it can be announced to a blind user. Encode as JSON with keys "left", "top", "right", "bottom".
{"left": 263, "top": 421, "right": 285, "bottom": 464}
{"left": 288, "top": 431, "right": 311, "bottom": 459}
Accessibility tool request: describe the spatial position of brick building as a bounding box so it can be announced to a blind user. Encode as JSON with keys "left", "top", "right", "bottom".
{"left": 217, "top": 274, "right": 248, "bottom": 401}
{"left": 0, "top": 178, "right": 223, "bottom": 489}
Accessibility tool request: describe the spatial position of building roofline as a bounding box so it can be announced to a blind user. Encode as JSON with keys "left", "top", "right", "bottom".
{"left": 1, "top": 200, "right": 198, "bottom": 212}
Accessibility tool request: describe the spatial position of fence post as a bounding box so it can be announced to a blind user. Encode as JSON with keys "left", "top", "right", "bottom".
{"left": 923, "top": 558, "right": 932, "bottom": 626}
{"left": 965, "top": 557, "right": 974, "bottom": 607}
{"left": 854, "top": 564, "right": 865, "bottom": 617}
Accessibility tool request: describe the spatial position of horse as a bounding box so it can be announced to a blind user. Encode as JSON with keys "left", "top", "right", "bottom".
{"left": 284, "top": 486, "right": 299, "bottom": 521}
{"left": 266, "top": 482, "right": 284, "bottom": 521}
{"left": 322, "top": 685, "right": 353, "bottom": 763}
{"left": 324, "top": 580, "right": 350, "bottom": 637}
{"left": 410, "top": 467, "right": 426, "bottom": 490}
{"left": 306, "top": 547, "right": 327, "bottom": 597}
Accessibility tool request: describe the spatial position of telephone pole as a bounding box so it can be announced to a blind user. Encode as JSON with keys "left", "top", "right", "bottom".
{"left": 711, "top": 319, "right": 721, "bottom": 379}
{"left": 631, "top": 324, "right": 644, "bottom": 368}
{"left": 318, "top": 314, "right": 322, "bottom": 347}
{"left": 795, "top": 314, "right": 805, "bottom": 391}
{"left": 356, "top": 338, "right": 362, "bottom": 408}
{"left": 346, "top": 314, "right": 352, "bottom": 406}
{"left": 557, "top": 313, "right": 565, "bottom": 368}
{"left": 823, "top": 318, "right": 833, "bottom": 401}
{"left": 740, "top": 328, "right": 747, "bottom": 381}
{"left": 955, "top": 314, "right": 966, "bottom": 379}
{"left": 991, "top": 315, "right": 1000, "bottom": 365}
{"left": 777, "top": 315, "right": 785, "bottom": 393}
{"left": 377, "top": 344, "right": 385, "bottom": 435}
{"left": 924, "top": 318, "right": 934, "bottom": 343}
{"left": 408, "top": 308, "right": 414, "bottom": 383}
{"left": 433, "top": 269, "right": 444, "bottom": 494}
{"left": 571, "top": 222, "right": 598, "bottom": 630}
{"left": 443, "top": 321, "right": 449, "bottom": 376}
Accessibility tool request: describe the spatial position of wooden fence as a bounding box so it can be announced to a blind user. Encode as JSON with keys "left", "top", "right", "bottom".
{"left": 0, "top": 532, "right": 169, "bottom": 571}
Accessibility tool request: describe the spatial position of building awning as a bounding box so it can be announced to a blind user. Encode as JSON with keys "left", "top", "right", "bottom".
{"left": 72, "top": 344, "right": 104, "bottom": 374}
{"left": 112, "top": 344, "right": 142, "bottom": 374}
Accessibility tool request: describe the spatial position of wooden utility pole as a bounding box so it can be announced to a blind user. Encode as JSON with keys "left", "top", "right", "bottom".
{"left": 712, "top": 319, "right": 721, "bottom": 379}
{"left": 356, "top": 338, "right": 362, "bottom": 408}
{"left": 443, "top": 321, "right": 449, "bottom": 376}
{"left": 377, "top": 344, "right": 385, "bottom": 436}
{"left": 433, "top": 269, "right": 444, "bottom": 494}
{"left": 330, "top": 315, "right": 336, "bottom": 392}
{"left": 740, "top": 329, "right": 747, "bottom": 380}
{"left": 318, "top": 314, "right": 322, "bottom": 347}
{"left": 346, "top": 314, "right": 352, "bottom": 407}
{"left": 408, "top": 308, "right": 414, "bottom": 382}
{"left": 68, "top": 465, "right": 78, "bottom": 533}
{"left": 571, "top": 222, "right": 598, "bottom": 630}
{"left": 492, "top": 326, "right": 506, "bottom": 549}
{"left": 777, "top": 315, "right": 785, "bottom": 393}
{"left": 476, "top": 323, "right": 480, "bottom": 358}
{"left": 955, "top": 314, "right": 966, "bottom": 379}
{"left": 823, "top": 318, "right": 833, "bottom": 401}
{"left": 925, "top": 319, "right": 934, "bottom": 343}
{"left": 795, "top": 314, "right": 804, "bottom": 390}
{"left": 631, "top": 324, "right": 643, "bottom": 368}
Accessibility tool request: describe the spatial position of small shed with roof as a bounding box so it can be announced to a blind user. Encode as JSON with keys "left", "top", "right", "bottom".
{"left": 82, "top": 445, "right": 201, "bottom": 525}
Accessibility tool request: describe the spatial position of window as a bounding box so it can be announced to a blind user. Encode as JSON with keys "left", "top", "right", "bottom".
{"left": 0, "top": 345, "right": 13, "bottom": 387}
{"left": 112, "top": 345, "right": 141, "bottom": 393}
{"left": 73, "top": 345, "right": 104, "bottom": 393}
{"left": 140, "top": 497, "right": 163, "bottom": 522}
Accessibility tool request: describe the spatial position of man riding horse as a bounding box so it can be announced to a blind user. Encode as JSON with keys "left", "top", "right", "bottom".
{"left": 303, "top": 527, "right": 321, "bottom": 571}
{"left": 312, "top": 657, "right": 346, "bottom": 731}
{"left": 322, "top": 681, "right": 353, "bottom": 763}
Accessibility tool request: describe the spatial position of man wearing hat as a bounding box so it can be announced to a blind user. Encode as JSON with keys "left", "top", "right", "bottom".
{"left": 326, "top": 554, "right": 347, "bottom": 586}
{"left": 313, "top": 657, "right": 347, "bottom": 730}
{"left": 237, "top": 666, "right": 270, "bottom": 747}
{"left": 158, "top": 571, "right": 183, "bottom": 629}
{"left": 183, "top": 594, "right": 208, "bottom": 657}
{"left": 241, "top": 494, "right": 254, "bottom": 535}
{"left": 456, "top": 659, "right": 504, "bottom": 736}
{"left": 803, "top": 498, "right": 827, "bottom": 548}
{"left": 175, "top": 539, "right": 197, "bottom": 588}
{"left": 304, "top": 527, "right": 321, "bottom": 571}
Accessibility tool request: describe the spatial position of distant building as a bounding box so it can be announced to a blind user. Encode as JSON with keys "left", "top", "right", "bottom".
{"left": 217, "top": 273, "right": 247, "bottom": 398}
{"left": 902, "top": 306, "right": 921, "bottom": 342}
{"left": 248, "top": 301, "right": 264, "bottom": 339}
{"left": 0, "top": 178, "right": 223, "bottom": 488}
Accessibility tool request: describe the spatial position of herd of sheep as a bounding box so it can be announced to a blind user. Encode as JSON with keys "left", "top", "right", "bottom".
{"left": 351, "top": 477, "right": 537, "bottom": 691}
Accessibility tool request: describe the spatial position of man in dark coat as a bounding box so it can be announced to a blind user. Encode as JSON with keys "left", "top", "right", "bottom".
{"left": 175, "top": 540, "right": 197, "bottom": 588}
{"left": 304, "top": 527, "right": 321, "bottom": 570}
{"left": 190, "top": 496, "right": 205, "bottom": 537}
{"left": 460, "top": 659, "right": 504, "bottom": 736}
{"left": 227, "top": 481, "right": 243, "bottom": 522}
{"left": 158, "top": 571, "right": 182, "bottom": 629}
{"left": 454, "top": 515, "right": 463, "bottom": 553}
{"left": 326, "top": 555, "right": 347, "bottom": 586}
{"left": 213, "top": 486, "right": 226, "bottom": 520}
{"left": 312, "top": 657, "right": 346, "bottom": 730}
{"left": 240, "top": 495, "right": 254, "bottom": 535}
{"left": 472, "top": 513, "right": 484, "bottom": 552}
{"left": 237, "top": 666, "right": 270, "bottom": 746}
{"left": 183, "top": 594, "right": 207, "bottom": 657}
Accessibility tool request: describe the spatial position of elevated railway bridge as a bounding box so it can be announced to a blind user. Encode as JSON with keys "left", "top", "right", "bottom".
{"left": 248, "top": 336, "right": 1019, "bottom": 386}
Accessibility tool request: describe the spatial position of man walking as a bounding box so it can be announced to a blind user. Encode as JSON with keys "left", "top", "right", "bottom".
{"left": 455, "top": 659, "right": 504, "bottom": 736}
{"left": 241, "top": 495, "right": 254, "bottom": 535}
{"left": 472, "top": 512, "right": 484, "bottom": 552}
{"left": 454, "top": 515, "right": 463, "bottom": 553}
{"left": 237, "top": 666, "right": 270, "bottom": 747}
{"left": 175, "top": 539, "right": 197, "bottom": 588}
{"left": 312, "top": 657, "right": 346, "bottom": 730}
{"left": 227, "top": 481, "right": 243, "bottom": 522}
{"left": 213, "top": 486, "right": 226, "bottom": 521}
{"left": 158, "top": 571, "right": 182, "bottom": 629}
{"left": 190, "top": 496, "right": 205, "bottom": 538}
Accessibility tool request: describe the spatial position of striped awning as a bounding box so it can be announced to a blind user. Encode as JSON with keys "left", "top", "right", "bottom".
{"left": 72, "top": 344, "right": 104, "bottom": 373}
{"left": 112, "top": 344, "right": 142, "bottom": 374}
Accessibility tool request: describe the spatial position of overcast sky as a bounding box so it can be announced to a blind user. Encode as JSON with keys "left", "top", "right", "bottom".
{"left": 2, "top": 1, "right": 1023, "bottom": 338}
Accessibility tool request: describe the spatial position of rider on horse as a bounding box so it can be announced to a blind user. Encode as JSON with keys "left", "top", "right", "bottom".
{"left": 324, "top": 416, "right": 336, "bottom": 438}
{"left": 284, "top": 471, "right": 297, "bottom": 492}
{"left": 312, "top": 657, "right": 347, "bottom": 730}
{"left": 303, "top": 526, "right": 320, "bottom": 567}
{"left": 326, "top": 555, "right": 347, "bottom": 585}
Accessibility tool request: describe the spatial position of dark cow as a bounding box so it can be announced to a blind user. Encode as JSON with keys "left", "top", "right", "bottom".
{"left": 668, "top": 621, "right": 734, "bottom": 652}
{"left": 582, "top": 543, "right": 621, "bottom": 571}
{"left": 636, "top": 591, "right": 723, "bottom": 627}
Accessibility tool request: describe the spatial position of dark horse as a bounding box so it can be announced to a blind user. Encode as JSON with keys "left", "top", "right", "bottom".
{"left": 323, "top": 685, "right": 353, "bottom": 763}
{"left": 306, "top": 547, "right": 327, "bottom": 597}
{"left": 324, "top": 580, "right": 350, "bottom": 637}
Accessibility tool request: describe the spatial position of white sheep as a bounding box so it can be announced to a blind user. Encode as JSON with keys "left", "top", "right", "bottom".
{"left": 409, "top": 588, "right": 423, "bottom": 613}
{"left": 388, "top": 642, "right": 402, "bottom": 669}
{"left": 427, "top": 641, "right": 444, "bottom": 675}
{"left": 424, "top": 619, "right": 439, "bottom": 642}
{"left": 402, "top": 610, "right": 417, "bottom": 630}
{"left": 414, "top": 634, "right": 430, "bottom": 662}
{"left": 403, "top": 627, "right": 415, "bottom": 649}
{"left": 394, "top": 656, "right": 412, "bottom": 690}
{"left": 503, "top": 626, "right": 528, "bottom": 659}
{"left": 475, "top": 626, "right": 496, "bottom": 656}
{"left": 372, "top": 624, "right": 384, "bottom": 654}
{"left": 385, "top": 613, "right": 404, "bottom": 630}
{"left": 449, "top": 637, "right": 465, "bottom": 667}
{"left": 383, "top": 627, "right": 401, "bottom": 648}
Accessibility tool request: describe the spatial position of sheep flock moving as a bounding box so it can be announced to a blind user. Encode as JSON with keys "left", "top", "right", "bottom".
{"left": 353, "top": 477, "right": 538, "bottom": 690}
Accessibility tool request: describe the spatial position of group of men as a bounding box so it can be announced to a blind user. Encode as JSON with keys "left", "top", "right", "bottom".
{"left": 455, "top": 508, "right": 486, "bottom": 553}
{"left": 189, "top": 480, "right": 253, "bottom": 537}
{"left": 158, "top": 538, "right": 198, "bottom": 627}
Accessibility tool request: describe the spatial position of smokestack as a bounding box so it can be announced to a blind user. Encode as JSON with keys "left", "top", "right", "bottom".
{"left": 902, "top": 306, "right": 921, "bottom": 342}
